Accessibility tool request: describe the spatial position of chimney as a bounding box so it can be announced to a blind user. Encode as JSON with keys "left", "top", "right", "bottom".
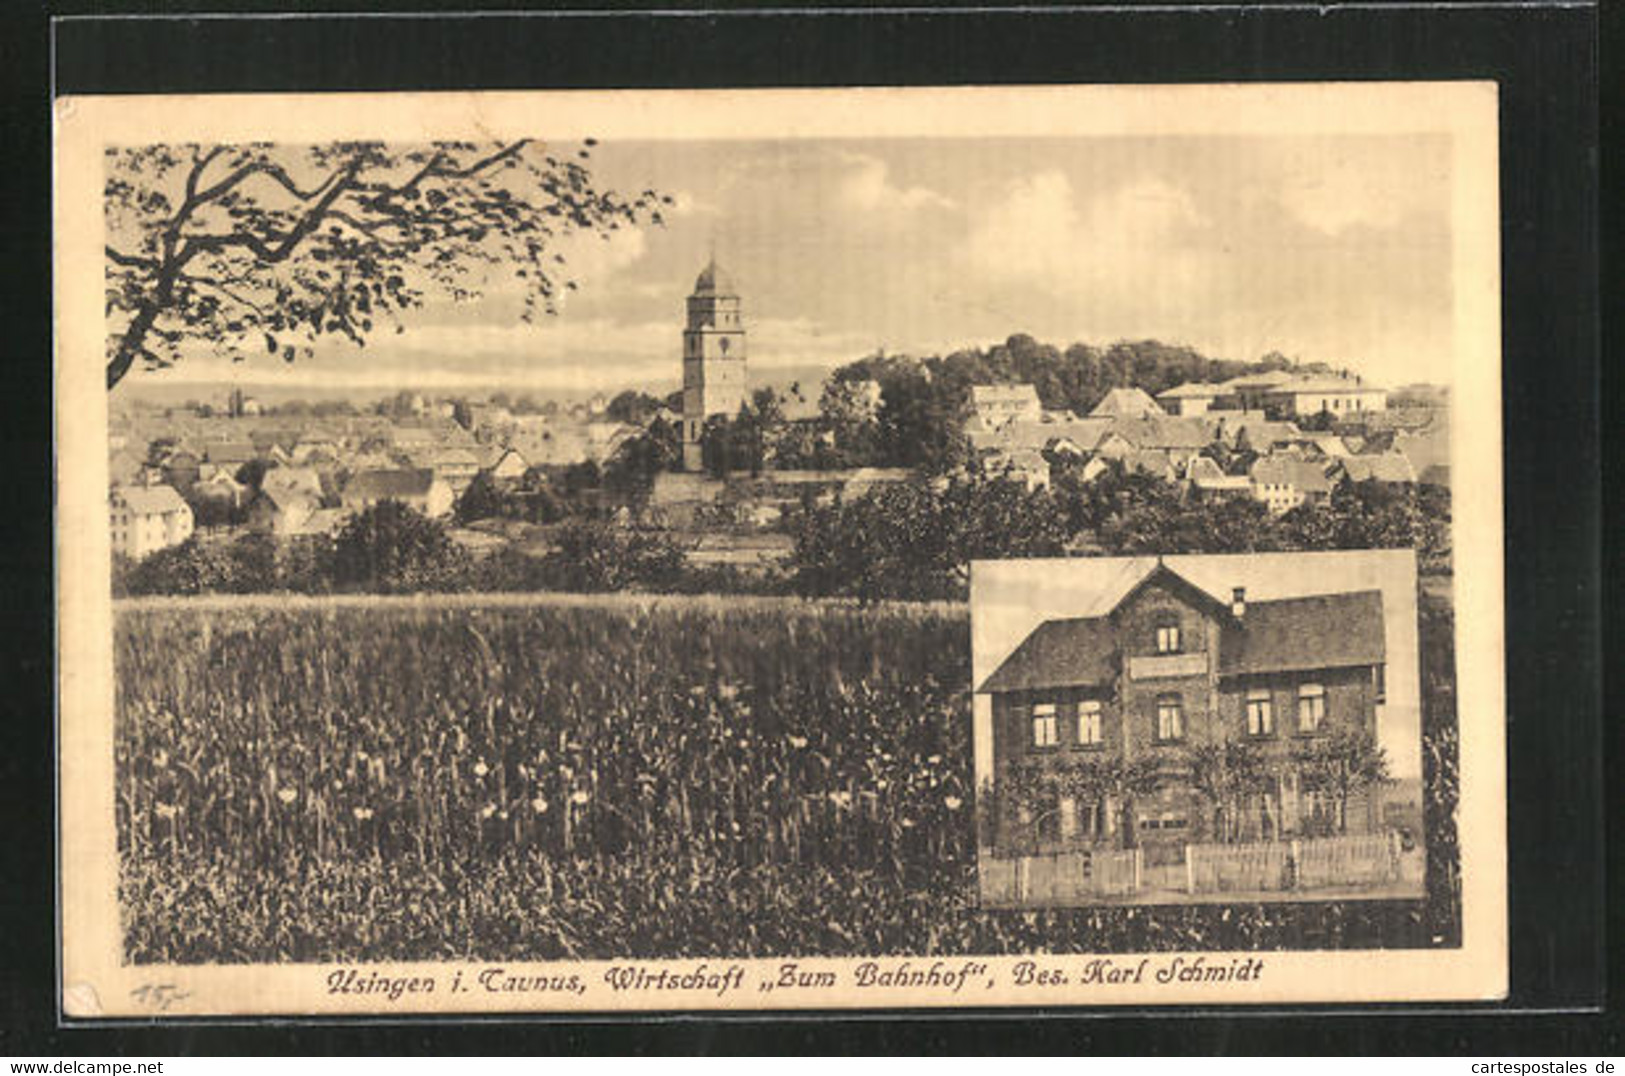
{"left": 1231, "top": 586, "right": 1246, "bottom": 618}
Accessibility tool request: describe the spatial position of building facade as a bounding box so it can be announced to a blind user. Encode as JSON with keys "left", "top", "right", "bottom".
{"left": 109, "top": 484, "right": 194, "bottom": 559}
{"left": 978, "top": 563, "right": 1386, "bottom": 864}
{"left": 681, "top": 258, "right": 748, "bottom": 471}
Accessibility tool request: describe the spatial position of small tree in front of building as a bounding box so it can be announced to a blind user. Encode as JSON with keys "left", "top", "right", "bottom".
{"left": 1189, "top": 739, "right": 1269, "bottom": 844}
{"left": 1294, "top": 726, "right": 1392, "bottom": 834}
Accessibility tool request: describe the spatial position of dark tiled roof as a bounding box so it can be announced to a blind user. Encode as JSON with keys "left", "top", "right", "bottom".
{"left": 1089, "top": 387, "right": 1163, "bottom": 417}
{"left": 1220, "top": 590, "right": 1385, "bottom": 675}
{"left": 1102, "top": 416, "right": 1212, "bottom": 450}
{"left": 978, "top": 616, "right": 1116, "bottom": 693}
{"left": 1340, "top": 453, "right": 1416, "bottom": 484}
{"left": 344, "top": 468, "right": 436, "bottom": 500}
{"left": 980, "top": 582, "right": 1385, "bottom": 694}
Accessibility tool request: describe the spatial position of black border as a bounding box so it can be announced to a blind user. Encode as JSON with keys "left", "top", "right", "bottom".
{"left": 3, "top": 0, "right": 1610, "bottom": 1055}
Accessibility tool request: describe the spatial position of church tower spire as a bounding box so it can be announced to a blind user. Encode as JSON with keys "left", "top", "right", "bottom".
{"left": 680, "top": 255, "right": 747, "bottom": 471}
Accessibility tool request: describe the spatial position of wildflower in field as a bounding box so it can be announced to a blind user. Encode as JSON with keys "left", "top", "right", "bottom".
{"left": 570, "top": 790, "right": 590, "bottom": 806}
{"left": 531, "top": 796, "right": 548, "bottom": 814}
{"left": 352, "top": 807, "right": 374, "bottom": 821}
{"left": 828, "top": 791, "right": 852, "bottom": 809}
{"left": 788, "top": 735, "right": 808, "bottom": 749}
{"left": 152, "top": 749, "right": 169, "bottom": 769}
{"left": 498, "top": 809, "right": 509, "bottom": 821}
{"left": 276, "top": 788, "right": 297, "bottom": 805}
{"left": 154, "top": 803, "right": 178, "bottom": 819}
{"left": 479, "top": 804, "right": 496, "bottom": 819}
{"left": 928, "top": 755, "right": 941, "bottom": 765}
{"left": 944, "top": 795, "right": 963, "bottom": 811}
{"left": 473, "top": 760, "right": 489, "bottom": 778}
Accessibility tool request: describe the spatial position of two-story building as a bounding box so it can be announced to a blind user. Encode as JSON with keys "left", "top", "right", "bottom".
{"left": 977, "top": 561, "right": 1386, "bottom": 864}
{"left": 109, "top": 484, "right": 194, "bottom": 559}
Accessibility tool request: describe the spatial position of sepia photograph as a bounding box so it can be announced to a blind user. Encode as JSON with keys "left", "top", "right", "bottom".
{"left": 55, "top": 83, "right": 1506, "bottom": 1015}
{"left": 972, "top": 551, "right": 1426, "bottom": 908}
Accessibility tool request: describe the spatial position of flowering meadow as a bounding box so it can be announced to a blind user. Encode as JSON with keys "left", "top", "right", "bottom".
{"left": 116, "top": 593, "right": 1458, "bottom": 963}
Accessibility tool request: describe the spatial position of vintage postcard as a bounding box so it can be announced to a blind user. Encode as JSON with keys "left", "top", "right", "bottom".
{"left": 55, "top": 84, "right": 1506, "bottom": 1016}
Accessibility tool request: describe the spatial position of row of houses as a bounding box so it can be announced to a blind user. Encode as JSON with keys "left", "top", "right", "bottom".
{"left": 968, "top": 381, "right": 1445, "bottom": 511}
{"left": 1153, "top": 369, "right": 1388, "bottom": 418}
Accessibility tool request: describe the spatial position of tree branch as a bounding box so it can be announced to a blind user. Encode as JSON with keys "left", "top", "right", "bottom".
{"left": 105, "top": 245, "right": 158, "bottom": 270}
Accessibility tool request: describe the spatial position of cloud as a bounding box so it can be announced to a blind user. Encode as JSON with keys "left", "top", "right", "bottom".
{"left": 546, "top": 225, "right": 650, "bottom": 303}
{"left": 836, "top": 151, "right": 956, "bottom": 214}
{"left": 1273, "top": 144, "right": 1439, "bottom": 236}
{"left": 667, "top": 189, "right": 721, "bottom": 218}
{"left": 960, "top": 171, "right": 1204, "bottom": 287}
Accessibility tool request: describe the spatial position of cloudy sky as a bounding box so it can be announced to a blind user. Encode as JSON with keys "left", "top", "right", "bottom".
{"left": 125, "top": 133, "right": 1454, "bottom": 399}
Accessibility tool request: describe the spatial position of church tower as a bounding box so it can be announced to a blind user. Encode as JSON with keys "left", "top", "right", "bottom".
{"left": 681, "top": 257, "right": 748, "bottom": 471}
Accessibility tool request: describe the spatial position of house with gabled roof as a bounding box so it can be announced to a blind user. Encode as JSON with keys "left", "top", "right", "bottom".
{"left": 246, "top": 486, "right": 321, "bottom": 537}
{"left": 1186, "top": 455, "right": 1252, "bottom": 498}
{"left": 1155, "top": 381, "right": 1226, "bottom": 416}
{"left": 977, "top": 559, "right": 1387, "bottom": 859}
{"left": 260, "top": 465, "right": 325, "bottom": 501}
{"left": 1092, "top": 416, "right": 1212, "bottom": 472}
{"left": 1088, "top": 386, "right": 1164, "bottom": 418}
{"left": 1258, "top": 374, "right": 1387, "bottom": 418}
{"left": 969, "top": 384, "right": 1043, "bottom": 430}
{"left": 482, "top": 445, "right": 531, "bottom": 483}
{"left": 110, "top": 484, "right": 194, "bottom": 559}
{"left": 1249, "top": 456, "right": 1337, "bottom": 514}
{"left": 202, "top": 440, "right": 258, "bottom": 470}
{"left": 1335, "top": 452, "right": 1416, "bottom": 487}
{"left": 341, "top": 468, "right": 454, "bottom": 518}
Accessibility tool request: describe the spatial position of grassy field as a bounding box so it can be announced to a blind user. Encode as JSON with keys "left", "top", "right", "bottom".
{"left": 115, "top": 593, "right": 1459, "bottom": 963}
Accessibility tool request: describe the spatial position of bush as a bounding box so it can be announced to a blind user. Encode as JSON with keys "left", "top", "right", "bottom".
{"left": 536, "top": 519, "right": 685, "bottom": 592}
{"left": 332, "top": 501, "right": 470, "bottom": 594}
{"left": 787, "top": 477, "right": 1066, "bottom": 601}
{"left": 122, "top": 538, "right": 238, "bottom": 596}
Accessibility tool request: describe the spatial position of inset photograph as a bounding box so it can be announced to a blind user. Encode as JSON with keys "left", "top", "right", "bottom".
{"left": 972, "top": 550, "right": 1424, "bottom": 906}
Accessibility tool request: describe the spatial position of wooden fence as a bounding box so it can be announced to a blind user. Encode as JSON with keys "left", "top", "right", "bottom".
{"left": 1186, "top": 833, "right": 1402, "bottom": 894}
{"left": 982, "top": 833, "right": 1405, "bottom": 904}
{"left": 980, "top": 848, "right": 1141, "bottom": 905}
{"left": 1186, "top": 840, "right": 1293, "bottom": 893}
{"left": 1294, "top": 833, "right": 1402, "bottom": 889}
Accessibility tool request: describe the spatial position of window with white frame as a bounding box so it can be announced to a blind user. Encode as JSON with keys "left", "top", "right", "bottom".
{"left": 1298, "top": 683, "right": 1327, "bottom": 732}
{"left": 1077, "top": 700, "right": 1102, "bottom": 746}
{"left": 1155, "top": 622, "right": 1181, "bottom": 654}
{"left": 1155, "top": 694, "right": 1184, "bottom": 742}
{"left": 1246, "top": 688, "right": 1274, "bottom": 736}
{"left": 1031, "top": 702, "right": 1059, "bottom": 748}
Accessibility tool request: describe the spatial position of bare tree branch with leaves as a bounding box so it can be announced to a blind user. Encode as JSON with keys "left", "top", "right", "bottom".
{"left": 103, "top": 139, "right": 672, "bottom": 389}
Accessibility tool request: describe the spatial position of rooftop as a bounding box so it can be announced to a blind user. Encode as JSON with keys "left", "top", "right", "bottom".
{"left": 1219, "top": 590, "right": 1386, "bottom": 676}
{"left": 979, "top": 566, "right": 1387, "bottom": 693}
{"left": 1089, "top": 387, "right": 1164, "bottom": 418}
{"left": 344, "top": 468, "right": 438, "bottom": 500}
{"left": 1156, "top": 382, "right": 1226, "bottom": 399}
{"left": 112, "top": 484, "right": 188, "bottom": 516}
{"left": 692, "top": 257, "right": 737, "bottom": 297}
